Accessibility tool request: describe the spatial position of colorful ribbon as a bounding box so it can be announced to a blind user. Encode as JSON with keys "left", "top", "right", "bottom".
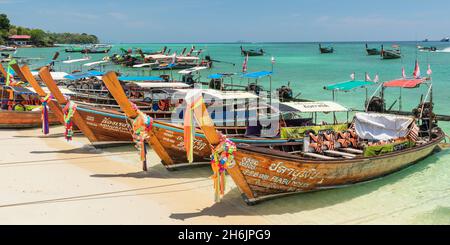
{"left": 63, "top": 101, "right": 77, "bottom": 141}
{"left": 40, "top": 94, "right": 52, "bottom": 135}
{"left": 131, "top": 103, "right": 153, "bottom": 170}
{"left": 210, "top": 135, "right": 237, "bottom": 202}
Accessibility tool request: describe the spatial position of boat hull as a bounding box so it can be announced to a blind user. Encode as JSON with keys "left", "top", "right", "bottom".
{"left": 228, "top": 133, "right": 443, "bottom": 204}
{"left": 0, "top": 110, "right": 59, "bottom": 128}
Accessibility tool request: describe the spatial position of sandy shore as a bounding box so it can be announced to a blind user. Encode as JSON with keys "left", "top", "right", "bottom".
{"left": 0, "top": 126, "right": 449, "bottom": 224}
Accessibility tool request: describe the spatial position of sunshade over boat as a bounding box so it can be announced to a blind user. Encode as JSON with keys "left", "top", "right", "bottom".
{"left": 324, "top": 80, "right": 375, "bottom": 91}
{"left": 241, "top": 71, "right": 273, "bottom": 79}
{"left": 383, "top": 78, "right": 425, "bottom": 88}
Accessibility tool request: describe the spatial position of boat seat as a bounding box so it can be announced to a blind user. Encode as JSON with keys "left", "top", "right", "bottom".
{"left": 303, "top": 152, "right": 337, "bottom": 160}
{"left": 324, "top": 150, "right": 356, "bottom": 159}
{"left": 341, "top": 148, "right": 363, "bottom": 154}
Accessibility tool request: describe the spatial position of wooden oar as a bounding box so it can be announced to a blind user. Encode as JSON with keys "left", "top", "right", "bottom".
{"left": 17, "top": 65, "right": 65, "bottom": 125}
{"left": 38, "top": 67, "right": 99, "bottom": 143}
{"left": 102, "top": 71, "right": 174, "bottom": 169}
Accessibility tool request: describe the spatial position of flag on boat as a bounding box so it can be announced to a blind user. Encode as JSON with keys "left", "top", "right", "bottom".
{"left": 350, "top": 72, "right": 355, "bottom": 80}
{"left": 408, "top": 122, "right": 420, "bottom": 143}
{"left": 374, "top": 74, "right": 379, "bottom": 83}
{"left": 413, "top": 60, "right": 421, "bottom": 79}
{"left": 402, "top": 67, "right": 406, "bottom": 79}
{"left": 365, "top": 73, "right": 371, "bottom": 81}
{"left": 427, "top": 64, "right": 433, "bottom": 76}
{"left": 242, "top": 54, "right": 249, "bottom": 73}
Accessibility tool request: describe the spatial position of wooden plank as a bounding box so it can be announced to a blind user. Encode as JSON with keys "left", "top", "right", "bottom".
{"left": 19, "top": 65, "right": 65, "bottom": 125}
{"left": 38, "top": 67, "right": 99, "bottom": 143}
{"left": 324, "top": 150, "right": 356, "bottom": 158}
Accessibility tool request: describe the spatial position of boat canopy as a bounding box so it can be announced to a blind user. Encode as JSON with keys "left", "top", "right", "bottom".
{"left": 208, "top": 73, "right": 236, "bottom": 79}
{"left": 2, "top": 86, "right": 75, "bottom": 95}
{"left": 131, "top": 82, "right": 189, "bottom": 89}
{"left": 3, "top": 86, "right": 36, "bottom": 95}
{"left": 241, "top": 71, "right": 273, "bottom": 79}
{"left": 64, "top": 71, "right": 105, "bottom": 80}
{"left": 62, "top": 57, "right": 90, "bottom": 64}
{"left": 28, "top": 86, "right": 76, "bottom": 95}
{"left": 31, "top": 71, "right": 69, "bottom": 81}
{"left": 354, "top": 112, "right": 414, "bottom": 141}
{"left": 178, "top": 66, "right": 208, "bottom": 74}
{"left": 383, "top": 78, "right": 425, "bottom": 88}
{"left": 202, "top": 89, "right": 259, "bottom": 100}
{"left": 324, "top": 80, "right": 375, "bottom": 91}
{"left": 118, "top": 76, "right": 164, "bottom": 82}
{"left": 280, "top": 101, "right": 348, "bottom": 113}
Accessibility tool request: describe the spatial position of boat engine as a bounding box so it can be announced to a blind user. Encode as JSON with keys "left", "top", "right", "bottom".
{"left": 277, "top": 85, "right": 294, "bottom": 101}
{"left": 366, "top": 96, "right": 384, "bottom": 112}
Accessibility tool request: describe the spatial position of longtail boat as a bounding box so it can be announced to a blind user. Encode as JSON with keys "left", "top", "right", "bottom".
{"left": 0, "top": 64, "right": 61, "bottom": 128}
{"left": 190, "top": 93, "right": 444, "bottom": 204}
{"left": 381, "top": 45, "right": 401, "bottom": 59}
{"left": 319, "top": 44, "right": 334, "bottom": 54}
{"left": 240, "top": 46, "right": 265, "bottom": 56}
{"left": 365, "top": 43, "right": 381, "bottom": 55}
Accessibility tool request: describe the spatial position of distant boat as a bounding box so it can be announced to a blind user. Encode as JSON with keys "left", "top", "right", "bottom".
{"left": 319, "top": 44, "right": 334, "bottom": 54}
{"left": 423, "top": 38, "right": 429, "bottom": 42}
{"left": 381, "top": 45, "right": 401, "bottom": 59}
{"left": 240, "top": 46, "right": 264, "bottom": 56}
{"left": 65, "top": 46, "right": 84, "bottom": 53}
{"left": 0, "top": 45, "right": 17, "bottom": 52}
{"left": 365, "top": 43, "right": 381, "bottom": 55}
{"left": 417, "top": 45, "right": 438, "bottom": 52}
{"left": 441, "top": 37, "right": 450, "bottom": 42}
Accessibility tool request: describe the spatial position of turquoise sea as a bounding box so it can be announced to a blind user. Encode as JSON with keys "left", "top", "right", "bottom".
{"left": 8, "top": 42, "right": 450, "bottom": 224}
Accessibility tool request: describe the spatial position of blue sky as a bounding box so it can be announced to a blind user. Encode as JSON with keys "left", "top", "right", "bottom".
{"left": 1, "top": 0, "right": 449, "bottom": 43}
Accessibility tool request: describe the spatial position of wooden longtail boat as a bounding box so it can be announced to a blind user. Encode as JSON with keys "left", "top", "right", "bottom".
{"left": 173, "top": 70, "right": 444, "bottom": 205}
{"left": 319, "top": 44, "right": 334, "bottom": 54}
{"left": 240, "top": 46, "right": 265, "bottom": 56}
{"left": 0, "top": 64, "right": 60, "bottom": 128}
{"left": 381, "top": 45, "right": 401, "bottom": 59}
{"left": 365, "top": 43, "right": 381, "bottom": 55}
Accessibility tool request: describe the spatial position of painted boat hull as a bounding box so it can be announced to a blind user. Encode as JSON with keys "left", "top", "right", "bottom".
{"left": 228, "top": 133, "right": 444, "bottom": 204}
{"left": 366, "top": 48, "right": 381, "bottom": 55}
{"left": 0, "top": 110, "right": 59, "bottom": 128}
{"left": 382, "top": 50, "right": 401, "bottom": 59}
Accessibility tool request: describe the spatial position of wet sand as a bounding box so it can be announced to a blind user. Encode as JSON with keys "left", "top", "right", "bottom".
{"left": 0, "top": 126, "right": 449, "bottom": 224}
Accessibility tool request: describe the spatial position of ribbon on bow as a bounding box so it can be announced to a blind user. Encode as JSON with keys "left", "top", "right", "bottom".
{"left": 40, "top": 94, "right": 52, "bottom": 135}
{"left": 63, "top": 101, "right": 77, "bottom": 141}
{"left": 130, "top": 103, "right": 153, "bottom": 171}
{"left": 210, "top": 135, "right": 237, "bottom": 202}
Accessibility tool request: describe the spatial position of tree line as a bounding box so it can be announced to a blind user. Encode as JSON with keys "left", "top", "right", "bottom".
{"left": 0, "top": 13, "right": 99, "bottom": 47}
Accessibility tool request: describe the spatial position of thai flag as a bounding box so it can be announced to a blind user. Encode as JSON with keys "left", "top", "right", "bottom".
{"left": 413, "top": 60, "right": 421, "bottom": 79}
{"left": 242, "top": 54, "right": 248, "bottom": 73}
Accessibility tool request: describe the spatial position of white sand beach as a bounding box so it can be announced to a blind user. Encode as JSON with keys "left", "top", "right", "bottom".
{"left": 0, "top": 126, "right": 449, "bottom": 225}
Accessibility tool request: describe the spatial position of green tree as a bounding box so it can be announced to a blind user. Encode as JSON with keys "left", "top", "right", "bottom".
{"left": 0, "top": 14, "right": 10, "bottom": 30}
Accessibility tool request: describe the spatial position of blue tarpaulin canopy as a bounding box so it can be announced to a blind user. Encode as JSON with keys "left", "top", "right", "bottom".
{"left": 208, "top": 73, "right": 235, "bottom": 79}
{"left": 118, "top": 76, "right": 164, "bottom": 81}
{"left": 241, "top": 71, "right": 273, "bottom": 79}
{"left": 64, "top": 71, "right": 104, "bottom": 80}
{"left": 324, "top": 80, "right": 375, "bottom": 91}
